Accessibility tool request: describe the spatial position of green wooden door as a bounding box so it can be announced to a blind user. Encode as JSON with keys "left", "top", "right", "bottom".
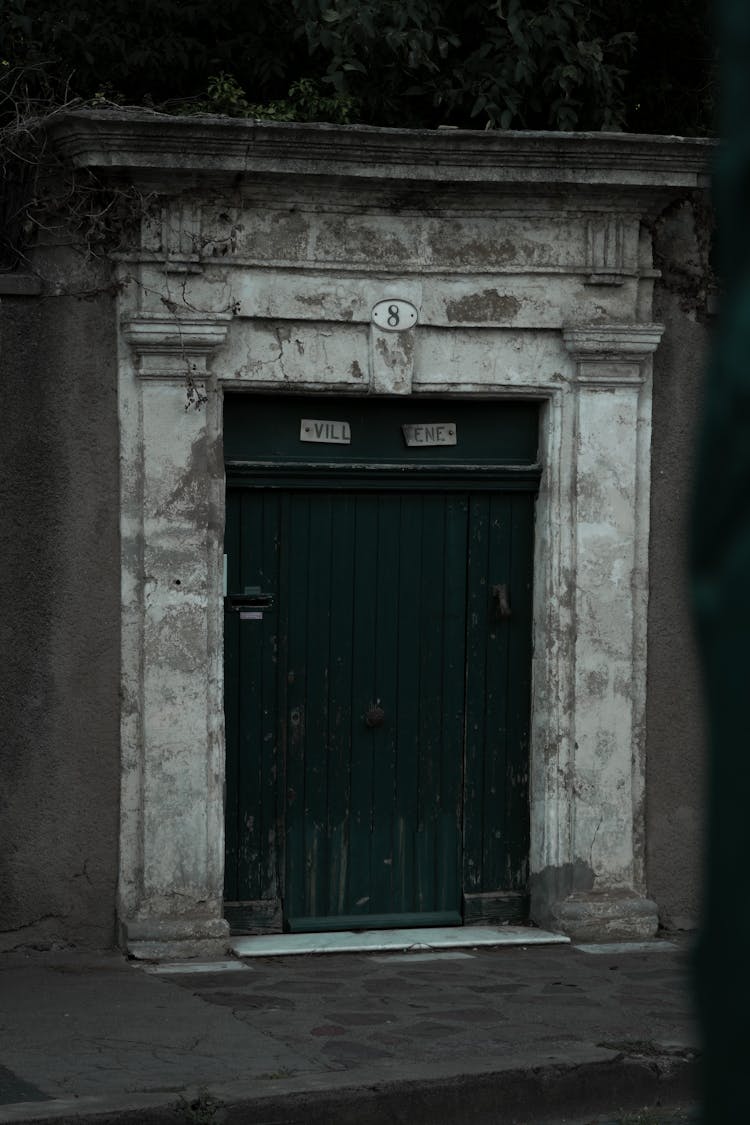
{"left": 223, "top": 396, "right": 538, "bottom": 934}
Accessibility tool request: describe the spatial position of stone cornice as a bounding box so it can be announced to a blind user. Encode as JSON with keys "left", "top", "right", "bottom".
{"left": 122, "top": 311, "right": 231, "bottom": 377}
{"left": 50, "top": 110, "right": 713, "bottom": 194}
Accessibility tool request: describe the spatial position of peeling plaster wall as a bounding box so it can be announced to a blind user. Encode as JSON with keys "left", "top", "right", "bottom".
{"left": 0, "top": 263, "right": 120, "bottom": 951}
{"left": 646, "top": 199, "right": 712, "bottom": 932}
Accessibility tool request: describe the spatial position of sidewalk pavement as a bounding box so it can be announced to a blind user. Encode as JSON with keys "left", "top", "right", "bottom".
{"left": 0, "top": 935, "right": 699, "bottom": 1125}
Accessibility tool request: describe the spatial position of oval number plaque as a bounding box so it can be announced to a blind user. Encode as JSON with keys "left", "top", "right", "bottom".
{"left": 371, "top": 299, "right": 418, "bottom": 332}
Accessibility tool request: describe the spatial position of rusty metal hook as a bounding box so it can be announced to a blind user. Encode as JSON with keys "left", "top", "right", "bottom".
{"left": 492, "top": 583, "right": 512, "bottom": 619}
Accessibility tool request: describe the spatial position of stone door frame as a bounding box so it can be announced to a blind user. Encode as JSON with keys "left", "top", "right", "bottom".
{"left": 47, "top": 112, "right": 711, "bottom": 956}
{"left": 116, "top": 307, "right": 662, "bottom": 956}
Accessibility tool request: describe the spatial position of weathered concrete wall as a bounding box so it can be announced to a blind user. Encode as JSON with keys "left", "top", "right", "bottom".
{"left": 646, "top": 199, "right": 712, "bottom": 932}
{"left": 0, "top": 263, "right": 120, "bottom": 950}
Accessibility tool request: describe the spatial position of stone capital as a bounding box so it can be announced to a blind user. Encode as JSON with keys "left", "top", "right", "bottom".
{"left": 562, "top": 323, "right": 664, "bottom": 386}
{"left": 122, "top": 311, "right": 231, "bottom": 377}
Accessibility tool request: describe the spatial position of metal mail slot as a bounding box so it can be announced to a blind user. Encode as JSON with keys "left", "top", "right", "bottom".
{"left": 225, "top": 591, "right": 275, "bottom": 612}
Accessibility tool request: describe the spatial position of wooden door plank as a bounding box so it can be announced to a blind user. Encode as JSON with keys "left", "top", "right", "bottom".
{"left": 223, "top": 488, "right": 242, "bottom": 902}
{"left": 394, "top": 493, "right": 422, "bottom": 914}
{"left": 326, "top": 493, "right": 357, "bottom": 917}
{"left": 347, "top": 493, "right": 379, "bottom": 919}
{"left": 369, "top": 493, "right": 400, "bottom": 915}
{"left": 481, "top": 493, "right": 512, "bottom": 892}
{"left": 463, "top": 493, "right": 491, "bottom": 894}
{"left": 504, "top": 493, "right": 534, "bottom": 888}
{"left": 302, "top": 492, "right": 333, "bottom": 919}
{"left": 236, "top": 492, "right": 265, "bottom": 901}
{"left": 415, "top": 494, "right": 449, "bottom": 913}
{"left": 258, "top": 492, "right": 282, "bottom": 902}
{"left": 439, "top": 493, "right": 469, "bottom": 913}
{"left": 284, "top": 492, "right": 312, "bottom": 923}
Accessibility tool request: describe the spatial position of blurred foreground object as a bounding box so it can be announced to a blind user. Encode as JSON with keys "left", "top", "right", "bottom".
{"left": 692, "top": 2, "right": 750, "bottom": 1122}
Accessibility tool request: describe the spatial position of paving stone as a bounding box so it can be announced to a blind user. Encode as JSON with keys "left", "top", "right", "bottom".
{"left": 424, "top": 1007, "right": 509, "bottom": 1023}
{"left": 404, "top": 1020, "right": 463, "bottom": 1039}
{"left": 320, "top": 1040, "right": 393, "bottom": 1063}
{"left": 323, "top": 1011, "right": 395, "bottom": 1026}
{"left": 200, "top": 992, "right": 296, "bottom": 1010}
{"left": 0, "top": 1064, "right": 50, "bottom": 1107}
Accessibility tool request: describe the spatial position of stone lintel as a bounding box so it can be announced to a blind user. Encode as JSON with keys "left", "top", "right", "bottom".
{"left": 552, "top": 890, "right": 659, "bottom": 942}
{"left": 122, "top": 311, "right": 231, "bottom": 376}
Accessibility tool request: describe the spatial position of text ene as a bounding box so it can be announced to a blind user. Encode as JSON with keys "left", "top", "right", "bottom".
{"left": 402, "top": 422, "right": 458, "bottom": 448}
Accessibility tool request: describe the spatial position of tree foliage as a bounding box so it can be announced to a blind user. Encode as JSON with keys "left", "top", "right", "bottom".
{"left": 0, "top": 0, "right": 716, "bottom": 134}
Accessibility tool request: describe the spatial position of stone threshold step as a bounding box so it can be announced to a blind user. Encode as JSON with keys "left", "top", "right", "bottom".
{"left": 230, "top": 924, "right": 570, "bottom": 958}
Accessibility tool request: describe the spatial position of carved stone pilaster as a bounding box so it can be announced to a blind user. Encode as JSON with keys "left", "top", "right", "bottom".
{"left": 539, "top": 322, "right": 664, "bottom": 941}
{"left": 118, "top": 309, "right": 230, "bottom": 958}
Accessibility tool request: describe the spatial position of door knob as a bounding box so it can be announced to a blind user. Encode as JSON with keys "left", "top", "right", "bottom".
{"left": 365, "top": 704, "right": 385, "bottom": 728}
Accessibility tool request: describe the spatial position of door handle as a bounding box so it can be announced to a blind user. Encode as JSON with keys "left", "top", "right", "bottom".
{"left": 365, "top": 703, "right": 386, "bottom": 728}
{"left": 492, "top": 583, "right": 511, "bottom": 619}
